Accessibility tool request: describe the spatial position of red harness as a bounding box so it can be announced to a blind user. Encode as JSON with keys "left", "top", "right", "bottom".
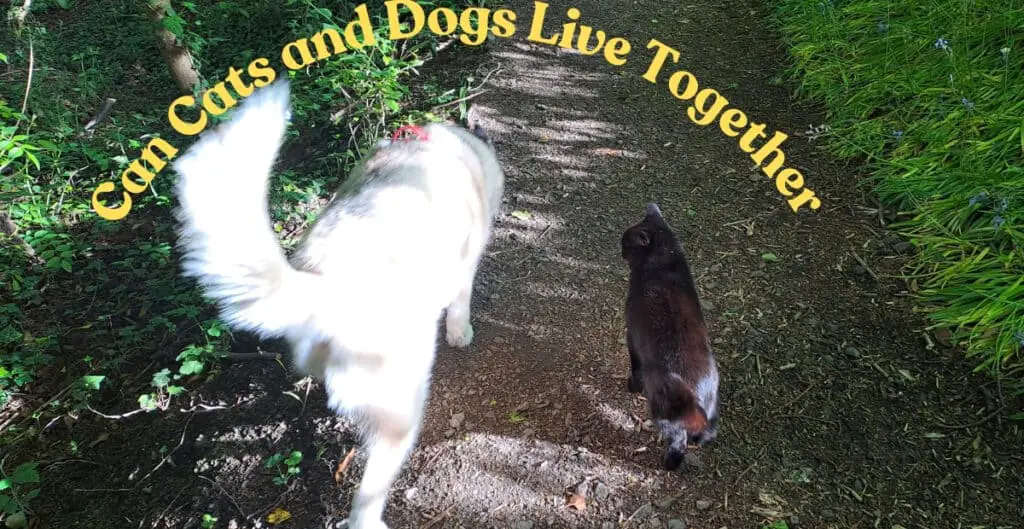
{"left": 391, "top": 124, "right": 430, "bottom": 142}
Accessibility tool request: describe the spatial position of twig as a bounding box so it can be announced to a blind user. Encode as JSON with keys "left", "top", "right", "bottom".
{"left": 780, "top": 381, "right": 816, "bottom": 411}
{"left": 430, "top": 89, "right": 490, "bottom": 110}
{"left": 471, "top": 65, "right": 502, "bottom": 92}
{"left": 86, "top": 405, "right": 147, "bottom": 420}
{"left": 75, "top": 416, "right": 195, "bottom": 492}
{"left": 80, "top": 97, "right": 117, "bottom": 136}
{"left": 54, "top": 166, "right": 88, "bottom": 215}
{"left": 421, "top": 506, "right": 455, "bottom": 529}
{"left": 850, "top": 251, "right": 880, "bottom": 282}
{"left": 19, "top": 38, "right": 33, "bottom": 116}
{"left": 178, "top": 403, "right": 228, "bottom": 413}
{"left": 731, "top": 448, "right": 767, "bottom": 488}
{"left": 223, "top": 351, "right": 281, "bottom": 361}
{"left": 5, "top": 380, "right": 78, "bottom": 445}
{"left": 130, "top": 414, "right": 194, "bottom": 485}
{"left": 148, "top": 483, "right": 192, "bottom": 529}
{"left": 935, "top": 406, "right": 1007, "bottom": 430}
{"left": 198, "top": 475, "right": 249, "bottom": 520}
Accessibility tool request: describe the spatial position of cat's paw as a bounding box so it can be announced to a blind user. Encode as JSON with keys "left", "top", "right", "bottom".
{"left": 446, "top": 320, "right": 474, "bottom": 348}
{"left": 662, "top": 449, "right": 685, "bottom": 471}
{"left": 626, "top": 373, "right": 643, "bottom": 393}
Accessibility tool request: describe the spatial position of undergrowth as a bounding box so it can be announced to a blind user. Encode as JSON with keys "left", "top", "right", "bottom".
{"left": 0, "top": 0, "right": 491, "bottom": 518}
{"left": 770, "top": 0, "right": 1024, "bottom": 392}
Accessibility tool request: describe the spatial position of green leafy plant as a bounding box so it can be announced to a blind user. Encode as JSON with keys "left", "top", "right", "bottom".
{"left": 201, "top": 513, "right": 217, "bottom": 529}
{"left": 0, "top": 460, "right": 41, "bottom": 520}
{"left": 137, "top": 368, "right": 184, "bottom": 412}
{"left": 264, "top": 450, "right": 303, "bottom": 486}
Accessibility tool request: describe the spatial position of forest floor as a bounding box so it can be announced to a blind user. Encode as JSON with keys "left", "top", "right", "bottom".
{"left": 18, "top": 0, "right": 1024, "bottom": 528}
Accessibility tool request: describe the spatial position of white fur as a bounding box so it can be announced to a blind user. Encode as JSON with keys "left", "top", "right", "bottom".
{"left": 172, "top": 81, "right": 504, "bottom": 529}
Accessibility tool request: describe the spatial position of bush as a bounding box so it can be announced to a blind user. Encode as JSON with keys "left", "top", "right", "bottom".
{"left": 769, "top": 0, "right": 1024, "bottom": 385}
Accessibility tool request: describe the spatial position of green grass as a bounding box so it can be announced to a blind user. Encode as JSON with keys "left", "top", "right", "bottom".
{"left": 0, "top": 0, "right": 488, "bottom": 453}
{"left": 769, "top": 0, "right": 1024, "bottom": 389}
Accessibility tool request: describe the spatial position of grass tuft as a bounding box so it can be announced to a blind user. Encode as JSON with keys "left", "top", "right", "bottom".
{"left": 769, "top": 0, "right": 1024, "bottom": 387}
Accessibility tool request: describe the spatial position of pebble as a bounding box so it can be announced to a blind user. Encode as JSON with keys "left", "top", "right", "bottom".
{"left": 513, "top": 521, "right": 534, "bottom": 529}
{"left": 667, "top": 520, "right": 686, "bottom": 529}
{"left": 695, "top": 499, "right": 712, "bottom": 510}
{"left": 593, "top": 481, "right": 610, "bottom": 501}
{"left": 893, "top": 241, "right": 914, "bottom": 254}
{"left": 450, "top": 412, "right": 465, "bottom": 429}
{"left": 602, "top": 523, "right": 616, "bottom": 529}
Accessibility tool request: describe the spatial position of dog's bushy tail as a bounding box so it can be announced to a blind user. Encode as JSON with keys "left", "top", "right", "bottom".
{"left": 172, "top": 80, "right": 318, "bottom": 338}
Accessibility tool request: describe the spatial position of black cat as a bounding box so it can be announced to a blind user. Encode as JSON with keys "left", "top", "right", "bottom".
{"left": 621, "top": 202, "right": 721, "bottom": 471}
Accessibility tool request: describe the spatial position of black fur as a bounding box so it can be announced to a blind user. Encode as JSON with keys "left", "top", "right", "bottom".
{"left": 621, "top": 202, "right": 720, "bottom": 471}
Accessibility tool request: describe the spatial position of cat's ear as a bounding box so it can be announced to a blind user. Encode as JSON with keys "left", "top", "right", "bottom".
{"left": 628, "top": 229, "right": 650, "bottom": 248}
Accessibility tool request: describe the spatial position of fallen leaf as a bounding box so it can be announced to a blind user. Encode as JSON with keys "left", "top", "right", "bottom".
{"left": 267, "top": 508, "right": 291, "bottom": 525}
{"left": 923, "top": 432, "right": 947, "bottom": 439}
{"left": 761, "top": 252, "right": 779, "bottom": 262}
{"left": 565, "top": 493, "right": 586, "bottom": 511}
{"left": 539, "top": 135, "right": 550, "bottom": 143}
{"left": 334, "top": 447, "right": 356, "bottom": 483}
{"left": 511, "top": 210, "right": 533, "bottom": 221}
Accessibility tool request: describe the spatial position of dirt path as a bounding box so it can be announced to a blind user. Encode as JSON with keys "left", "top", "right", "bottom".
{"left": 34, "top": 1, "right": 1022, "bottom": 528}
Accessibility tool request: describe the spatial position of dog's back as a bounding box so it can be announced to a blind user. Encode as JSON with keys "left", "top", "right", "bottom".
{"left": 290, "top": 123, "right": 502, "bottom": 310}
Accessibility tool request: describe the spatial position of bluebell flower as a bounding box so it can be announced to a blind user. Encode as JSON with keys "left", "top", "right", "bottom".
{"left": 996, "top": 197, "right": 1009, "bottom": 213}
{"left": 877, "top": 21, "right": 890, "bottom": 34}
{"left": 969, "top": 191, "right": 988, "bottom": 207}
{"left": 892, "top": 130, "right": 904, "bottom": 139}
{"left": 992, "top": 215, "right": 1005, "bottom": 229}
{"left": 935, "top": 37, "right": 950, "bottom": 51}
{"left": 1017, "top": 331, "right": 1024, "bottom": 348}
{"left": 961, "top": 97, "right": 974, "bottom": 111}
{"left": 1001, "top": 47, "right": 1011, "bottom": 62}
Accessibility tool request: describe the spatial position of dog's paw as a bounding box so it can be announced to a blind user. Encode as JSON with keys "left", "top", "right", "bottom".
{"left": 337, "top": 518, "right": 390, "bottom": 529}
{"left": 446, "top": 320, "right": 474, "bottom": 348}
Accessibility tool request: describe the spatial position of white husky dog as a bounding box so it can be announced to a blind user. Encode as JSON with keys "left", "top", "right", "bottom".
{"left": 171, "top": 80, "right": 504, "bottom": 529}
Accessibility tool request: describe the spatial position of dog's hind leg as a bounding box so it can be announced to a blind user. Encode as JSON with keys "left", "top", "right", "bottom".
{"left": 340, "top": 380, "right": 429, "bottom": 529}
{"left": 445, "top": 260, "right": 478, "bottom": 348}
